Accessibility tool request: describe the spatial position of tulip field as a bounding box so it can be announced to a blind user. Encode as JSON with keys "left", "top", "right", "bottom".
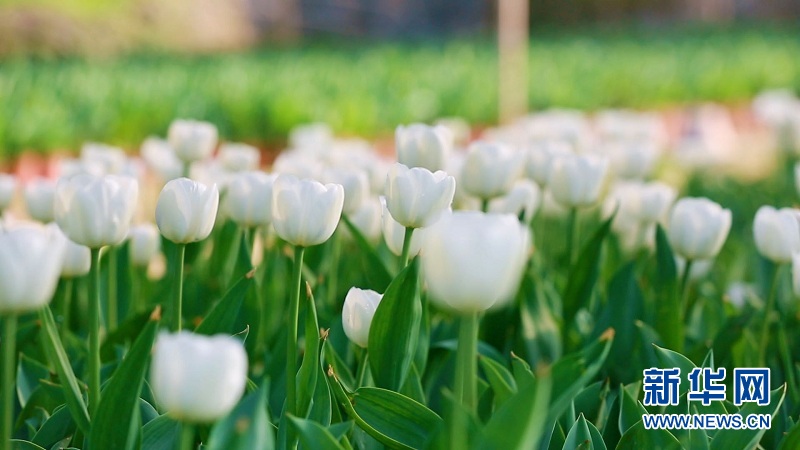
{"left": 4, "top": 87, "right": 800, "bottom": 450}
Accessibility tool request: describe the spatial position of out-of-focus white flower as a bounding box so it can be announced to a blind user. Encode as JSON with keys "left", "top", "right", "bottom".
{"left": 128, "top": 223, "right": 161, "bottom": 267}
{"left": 548, "top": 153, "right": 609, "bottom": 208}
{"left": 226, "top": 171, "right": 276, "bottom": 228}
{"left": 395, "top": 124, "right": 452, "bottom": 171}
{"left": 726, "top": 282, "right": 753, "bottom": 309}
{"left": 668, "top": 197, "right": 731, "bottom": 261}
{"left": 421, "top": 211, "right": 529, "bottom": 312}
{"left": 324, "top": 167, "right": 369, "bottom": 215}
{"left": 271, "top": 174, "right": 344, "bottom": 248}
{"left": 55, "top": 228, "right": 90, "bottom": 278}
{"left": 0, "top": 174, "right": 16, "bottom": 211}
{"left": 141, "top": 137, "right": 183, "bottom": 182}
{"left": 460, "top": 141, "right": 523, "bottom": 200}
{"left": 488, "top": 179, "right": 540, "bottom": 224}
{"left": 341, "top": 287, "right": 382, "bottom": 348}
{"left": 753, "top": 206, "right": 800, "bottom": 264}
{"left": 156, "top": 178, "right": 219, "bottom": 244}
{"left": 434, "top": 117, "right": 471, "bottom": 148}
{"left": 343, "top": 196, "right": 382, "bottom": 244}
{"left": 0, "top": 224, "right": 65, "bottom": 313}
{"left": 151, "top": 331, "right": 247, "bottom": 423}
{"left": 80, "top": 142, "right": 127, "bottom": 175}
{"left": 24, "top": 178, "right": 57, "bottom": 223}
{"left": 596, "top": 139, "right": 659, "bottom": 180}
{"left": 381, "top": 199, "right": 424, "bottom": 257}
{"left": 272, "top": 150, "right": 325, "bottom": 181}
{"left": 218, "top": 143, "right": 260, "bottom": 172}
{"left": 793, "top": 253, "right": 800, "bottom": 297}
{"left": 168, "top": 119, "right": 218, "bottom": 163}
{"left": 289, "top": 123, "right": 333, "bottom": 153}
{"left": 524, "top": 140, "right": 572, "bottom": 187}
{"left": 384, "top": 163, "right": 455, "bottom": 229}
{"left": 637, "top": 182, "right": 677, "bottom": 224}
{"left": 753, "top": 89, "right": 799, "bottom": 128}
{"left": 675, "top": 256, "right": 713, "bottom": 281}
{"left": 54, "top": 174, "right": 139, "bottom": 249}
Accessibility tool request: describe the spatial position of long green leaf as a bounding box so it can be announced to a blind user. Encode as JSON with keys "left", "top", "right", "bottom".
{"left": 141, "top": 414, "right": 180, "bottom": 450}
{"left": 562, "top": 216, "right": 613, "bottom": 326}
{"left": 206, "top": 386, "right": 274, "bottom": 450}
{"left": 615, "top": 420, "right": 683, "bottom": 450}
{"left": 709, "top": 387, "right": 785, "bottom": 450}
{"left": 368, "top": 258, "right": 422, "bottom": 391}
{"left": 341, "top": 215, "right": 392, "bottom": 291}
{"left": 653, "top": 225, "right": 681, "bottom": 352}
{"left": 288, "top": 416, "right": 346, "bottom": 450}
{"left": 195, "top": 269, "right": 256, "bottom": 336}
{"left": 89, "top": 308, "right": 160, "bottom": 450}
{"left": 297, "top": 282, "right": 321, "bottom": 418}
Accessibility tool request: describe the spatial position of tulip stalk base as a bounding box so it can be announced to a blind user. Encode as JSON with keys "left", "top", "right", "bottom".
{"left": 88, "top": 248, "right": 102, "bottom": 416}
{"left": 172, "top": 244, "right": 187, "bottom": 332}
{"left": 454, "top": 311, "right": 479, "bottom": 416}
{"left": 679, "top": 259, "right": 694, "bottom": 320}
{"left": 758, "top": 265, "right": 782, "bottom": 366}
{"left": 107, "top": 247, "right": 118, "bottom": 331}
{"left": 1, "top": 313, "right": 17, "bottom": 450}
{"left": 60, "top": 279, "right": 73, "bottom": 341}
{"left": 179, "top": 422, "right": 194, "bottom": 450}
{"left": 286, "top": 246, "right": 305, "bottom": 422}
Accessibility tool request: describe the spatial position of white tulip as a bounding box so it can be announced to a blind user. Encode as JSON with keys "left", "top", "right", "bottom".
{"left": 80, "top": 142, "right": 127, "bottom": 175}
{"left": 54, "top": 174, "right": 139, "bottom": 248}
{"left": 488, "top": 179, "right": 541, "bottom": 224}
{"left": 55, "top": 228, "right": 91, "bottom": 278}
{"left": 344, "top": 196, "right": 382, "bottom": 244}
{"left": 381, "top": 200, "right": 424, "bottom": 257}
{"left": 324, "top": 167, "right": 369, "bottom": 215}
{"left": 341, "top": 288, "right": 382, "bottom": 348}
{"left": 460, "top": 141, "right": 523, "bottom": 200}
{"left": 434, "top": 117, "right": 471, "bottom": 148}
{"left": 395, "top": 124, "right": 452, "bottom": 171}
{"left": 0, "top": 224, "right": 65, "bottom": 313}
{"left": 753, "top": 206, "right": 800, "bottom": 264}
{"left": 384, "top": 163, "right": 455, "bottom": 229}
{"left": 128, "top": 223, "right": 161, "bottom": 267}
{"left": 637, "top": 182, "right": 677, "bottom": 224}
{"left": 675, "top": 256, "right": 713, "bottom": 281}
{"left": 226, "top": 171, "right": 276, "bottom": 228}
{"left": 289, "top": 123, "right": 333, "bottom": 152}
{"left": 151, "top": 332, "right": 247, "bottom": 423}
{"left": 0, "top": 174, "right": 16, "bottom": 211}
{"left": 793, "top": 253, "right": 800, "bottom": 297}
{"left": 668, "top": 197, "right": 731, "bottom": 261}
{"left": 156, "top": 178, "right": 219, "bottom": 244}
{"left": 24, "top": 178, "right": 57, "bottom": 223}
{"left": 795, "top": 163, "right": 800, "bottom": 198}
{"left": 272, "top": 150, "right": 324, "bottom": 181}
{"left": 524, "top": 140, "right": 572, "bottom": 187}
{"left": 141, "top": 137, "right": 183, "bottom": 182}
{"left": 218, "top": 143, "right": 260, "bottom": 172}
{"left": 168, "top": 119, "right": 218, "bottom": 163}
{"left": 271, "top": 174, "right": 344, "bottom": 247}
{"left": 421, "top": 212, "right": 529, "bottom": 312}
{"left": 598, "top": 139, "right": 659, "bottom": 180}
{"left": 548, "top": 153, "right": 609, "bottom": 208}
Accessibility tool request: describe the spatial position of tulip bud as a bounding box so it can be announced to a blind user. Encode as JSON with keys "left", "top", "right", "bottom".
{"left": 128, "top": 223, "right": 161, "bottom": 267}
{"left": 80, "top": 142, "right": 127, "bottom": 175}
{"left": 668, "top": 197, "right": 731, "bottom": 261}
{"left": 151, "top": 331, "right": 247, "bottom": 423}
{"left": 524, "top": 140, "right": 572, "bottom": 187}
{"left": 548, "top": 153, "right": 609, "bottom": 208}
{"left": 271, "top": 174, "right": 344, "bottom": 247}
{"left": 225, "top": 171, "right": 276, "bottom": 228}
{"left": 421, "top": 211, "right": 529, "bottom": 312}
{"left": 324, "top": 167, "right": 369, "bottom": 215}
{"left": 156, "top": 178, "right": 219, "bottom": 244}
{"left": 395, "top": 124, "right": 452, "bottom": 171}
{"left": 141, "top": 137, "right": 183, "bottom": 182}
{"left": 460, "top": 141, "right": 523, "bottom": 200}
{"left": 341, "top": 287, "right": 382, "bottom": 348}
{"left": 488, "top": 179, "right": 541, "bottom": 224}
{"left": 381, "top": 200, "right": 423, "bottom": 257}
{"left": 54, "top": 174, "right": 138, "bottom": 248}
{"left": 0, "top": 224, "right": 66, "bottom": 313}
{"left": 55, "top": 228, "right": 91, "bottom": 278}
{"left": 25, "top": 178, "right": 57, "bottom": 223}
{"left": 753, "top": 206, "right": 800, "bottom": 264}
{"left": 0, "top": 174, "right": 16, "bottom": 211}
{"left": 168, "top": 119, "right": 218, "bottom": 163}
{"left": 218, "top": 143, "right": 260, "bottom": 172}
{"left": 384, "top": 163, "right": 455, "bottom": 229}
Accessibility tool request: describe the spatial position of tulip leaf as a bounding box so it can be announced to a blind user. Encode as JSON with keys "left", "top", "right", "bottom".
{"left": 653, "top": 224, "right": 682, "bottom": 352}
{"left": 297, "top": 282, "right": 321, "bottom": 418}
{"left": 195, "top": 269, "right": 255, "bottom": 336}
{"left": 89, "top": 308, "right": 160, "bottom": 450}
{"left": 100, "top": 309, "right": 152, "bottom": 362}
{"left": 368, "top": 258, "right": 422, "bottom": 391}
{"left": 207, "top": 385, "right": 274, "bottom": 450}
{"left": 9, "top": 441, "right": 46, "bottom": 450}
{"left": 341, "top": 215, "right": 393, "bottom": 291}
{"left": 618, "top": 386, "right": 648, "bottom": 435}
{"left": 652, "top": 345, "right": 696, "bottom": 396}
{"left": 31, "top": 404, "right": 74, "bottom": 449}
{"left": 288, "top": 416, "right": 346, "bottom": 450}
{"left": 595, "top": 262, "right": 644, "bottom": 382}
{"left": 778, "top": 418, "right": 800, "bottom": 450}
{"left": 562, "top": 215, "right": 613, "bottom": 328}
{"left": 141, "top": 414, "right": 180, "bottom": 450}
{"left": 563, "top": 413, "right": 606, "bottom": 450}
{"left": 37, "top": 306, "right": 91, "bottom": 435}
{"left": 478, "top": 356, "right": 517, "bottom": 408}
{"left": 16, "top": 354, "right": 49, "bottom": 407}
{"left": 472, "top": 364, "right": 552, "bottom": 450}
{"left": 520, "top": 275, "right": 562, "bottom": 366}
{"left": 709, "top": 387, "right": 785, "bottom": 450}
{"left": 328, "top": 368, "right": 442, "bottom": 450}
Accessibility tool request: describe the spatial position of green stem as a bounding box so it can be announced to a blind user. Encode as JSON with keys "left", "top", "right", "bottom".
{"left": 454, "top": 311, "right": 479, "bottom": 415}
{"left": 679, "top": 259, "right": 694, "bottom": 320}
{"left": 60, "top": 278, "right": 73, "bottom": 341}
{"left": 88, "top": 248, "right": 102, "bottom": 416}
{"left": 172, "top": 244, "right": 186, "bottom": 332}
{"left": 777, "top": 321, "right": 799, "bottom": 403}
{"left": 327, "top": 231, "right": 341, "bottom": 308}
{"left": 566, "top": 208, "right": 578, "bottom": 266}
{"left": 356, "top": 351, "right": 370, "bottom": 388}
{"left": 107, "top": 247, "right": 118, "bottom": 331}
{"left": 758, "top": 264, "right": 782, "bottom": 366}
{"left": 178, "top": 422, "right": 194, "bottom": 450}
{"left": 399, "top": 227, "right": 415, "bottom": 268}
{"left": 2, "top": 314, "right": 17, "bottom": 450}
{"left": 286, "top": 246, "right": 305, "bottom": 420}
{"left": 480, "top": 198, "right": 489, "bottom": 213}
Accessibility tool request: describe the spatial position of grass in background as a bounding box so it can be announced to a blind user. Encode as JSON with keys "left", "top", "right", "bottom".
{"left": 0, "top": 24, "right": 799, "bottom": 158}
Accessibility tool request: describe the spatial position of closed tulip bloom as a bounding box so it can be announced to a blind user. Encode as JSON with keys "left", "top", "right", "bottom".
{"left": 342, "top": 288, "right": 382, "bottom": 348}
{"left": 324, "top": 167, "right": 369, "bottom": 215}
{"left": 345, "top": 196, "right": 382, "bottom": 244}
{"left": 637, "top": 182, "right": 677, "bottom": 224}
{"left": 384, "top": 163, "right": 456, "bottom": 229}
{"left": 524, "top": 140, "right": 572, "bottom": 187}
{"left": 489, "top": 179, "right": 541, "bottom": 224}
{"left": 668, "top": 197, "right": 731, "bottom": 261}
{"left": 381, "top": 200, "right": 424, "bottom": 257}
{"left": 128, "top": 223, "right": 161, "bottom": 267}
{"left": 599, "top": 139, "right": 659, "bottom": 180}
{"left": 548, "top": 153, "right": 609, "bottom": 208}
{"left": 226, "top": 171, "right": 276, "bottom": 228}
{"left": 272, "top": 174, "right": 344, "bottom": 247}
{"left": 80, "top": 142, "right": 127, "bottom": 175}
{"left": 141, "top": 137, "right": 183, "bottom": 182}
{"left": 156, "top": 178, "right": 219, "bottom": 244}
{"left": 0, "top": 174, "right": 16, "bottom": 211}
{"left": 25, "top": 178, "right": 57, "bottom": 223}
{"left": 151, "top": 332, "right": 247, "bottom": 423}
{"left": 793, "top": 253, "right": 800, "bottom": 297}
{"left": 0, "top": 224, "right": 66, "bottom": 313}
{"left": 56, "top": 229, "right": 91, "bottom": 278}
{"left": 395, "top": 124, "right": 452, "bottom": 171}
{"left": 54, "top": 174, "right": 138, "bottom": 248}
{"left": 168, "top": 119, "right": 218, "bottom": 163}
{"left": 421, "top": 212, "right": 529, "bottom": 312}
{"left": 675, "top": 256, "right": 714, "bottom": 281}
{"left": 753, "top": 206, "right": 800, "bottom": 264}
{"left": 461, "top": 141, "right": 524, "bottom": 200}
{"left": 218, "top": 143, "right": 260, "bottom": 172}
